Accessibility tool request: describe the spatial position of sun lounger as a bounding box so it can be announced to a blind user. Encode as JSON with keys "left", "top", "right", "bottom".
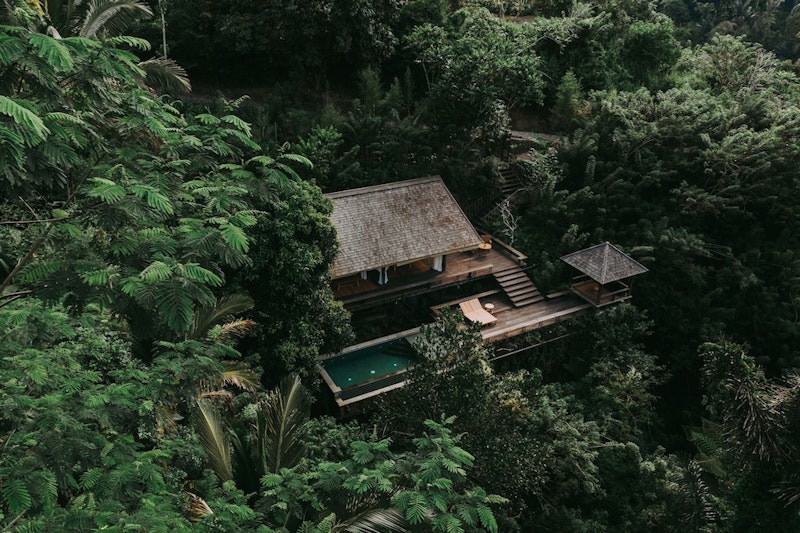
{"left": 458, "top": 298, "right": 497, "bottom": 326}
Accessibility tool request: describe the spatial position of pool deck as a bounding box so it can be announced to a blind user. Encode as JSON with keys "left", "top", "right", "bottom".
{"left": 322, "top": 291, "right": 594, "bottom": 415}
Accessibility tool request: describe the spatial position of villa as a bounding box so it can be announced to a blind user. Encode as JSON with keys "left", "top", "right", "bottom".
{"left": 319, "top": 176, "right": 647, "bottom": 415}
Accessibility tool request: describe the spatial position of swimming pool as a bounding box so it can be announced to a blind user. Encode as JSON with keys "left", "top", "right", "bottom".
{"left": 323, "top": 339, "right": 415, "bottom": 386}
{"left": 319, "top": 330, "right": 420, "bottom": 405}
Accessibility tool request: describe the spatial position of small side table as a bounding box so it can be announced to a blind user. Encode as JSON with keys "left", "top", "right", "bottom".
{"left": 484, "top": 303, "right": 495, "bottom": 315}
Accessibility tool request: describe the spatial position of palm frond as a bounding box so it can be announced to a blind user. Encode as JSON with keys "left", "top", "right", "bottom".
{"left": 730, "top": 378, "right": 787, "bottom": 462}
{"left": 78, "top": 0, "right": 151, "bottom": 38}
{"left": 138, "top": 56, "right": 192, "bottom": 94}
{"left": 230, "top": 424, "right": 262, "bottom": 495}
{"left": 189, "top": 293, "right": 254, "bottom": 339}
{"left": 258, "top": 374, "right": 311, "bottom": 473}
{"left": 678, "top": 459, "right": 719, "bottom": 530}
{"left": 197, "top": 389, "right": 234, "bottom": 402}
{"left": 342, "top": 508, "right": 409, "bottom": 533}
{"left": 196, "top": 398, "right": 233, "bottom": 482}
{"left": 217, "top": 318, "right": 256, "bottom": 341}
{"left": 184, "top": 491, "right": 214, "bottom": 522}
{"left": 772, "top": 479, "right": 800, "bottom": 513}
{"left": 218, "top": 361, "right": 260, "bottom": 392}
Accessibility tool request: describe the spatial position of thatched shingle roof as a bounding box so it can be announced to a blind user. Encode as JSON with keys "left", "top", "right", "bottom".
{"left": 326, "top": 177, "right": 482, "bottom": 279}
{"left": 560, "top": 242, "right": 648, "bottom": 284}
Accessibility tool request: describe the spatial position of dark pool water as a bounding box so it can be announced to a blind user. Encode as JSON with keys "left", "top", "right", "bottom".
{"left": 323, "top": 338, "right": 416, "bottom": 388}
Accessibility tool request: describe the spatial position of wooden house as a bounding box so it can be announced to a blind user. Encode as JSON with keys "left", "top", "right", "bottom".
{"left": 328, "top": 176, "right": 483, "bottom": 282}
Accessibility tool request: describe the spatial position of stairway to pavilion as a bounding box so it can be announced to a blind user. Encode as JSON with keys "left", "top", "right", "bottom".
{"left": 494, "top": 266, "right": 544, "bottom": 307}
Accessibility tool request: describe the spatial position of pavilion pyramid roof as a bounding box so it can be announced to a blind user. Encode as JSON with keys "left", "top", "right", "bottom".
{"left": 326, "top": 177, "right": 482, "bottom": 279}
{"left": 560, "top": 242, "right": 648, "bottom": 284}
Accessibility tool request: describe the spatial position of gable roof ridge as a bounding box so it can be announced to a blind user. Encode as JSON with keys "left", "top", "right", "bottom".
{"left": 325, "top": 176, "right": 443, "bottom": 200}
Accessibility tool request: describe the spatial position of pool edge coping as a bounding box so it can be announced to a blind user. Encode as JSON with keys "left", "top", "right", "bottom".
{"left": 318, "top": 326, "right": 423, "bottom": 361}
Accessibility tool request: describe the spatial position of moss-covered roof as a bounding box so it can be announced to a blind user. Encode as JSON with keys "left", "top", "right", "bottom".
{"left": 326, "top": 177, "right": 482, "bottom": 279}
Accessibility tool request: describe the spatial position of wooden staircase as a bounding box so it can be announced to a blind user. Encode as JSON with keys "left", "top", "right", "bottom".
{"left": 498, "top": 166, "right": 522, "bottom": 195}
{"left": 479, "top": 166, "right": 525, "bottom": 225}
{"left": 494, "top": 267, "right": 544, "bottom": 307}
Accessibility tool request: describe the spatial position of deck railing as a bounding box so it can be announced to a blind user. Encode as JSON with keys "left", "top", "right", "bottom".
{"left": 570, "top": 275, "right": 632, "bottom": 306}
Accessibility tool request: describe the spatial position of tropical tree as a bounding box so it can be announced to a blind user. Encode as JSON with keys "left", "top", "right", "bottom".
{"left": 0, "top": 26, "right": 311, "bottom": 360}
{"left": 0, "top": 301, "right": 192, "bottom": 530}
{"left": 690, "top": 340, "right": 800, "bottom": 531}
{"left": 407, "top": 8, "right": 548, "bottom": 152}
{"left": 236, "top": 178, "right": 353, "bottom": 380}
{"left": 1, "top": 0, "right": 190, "bottom": 92}
{"left": 196, "top": 374, "right": 313, "bottom": 495}
{"left": 257, "top": 418, "right": 506, "bottom": 532}
{"left": 164, "top": 0, "right": 399, "bottom": 86}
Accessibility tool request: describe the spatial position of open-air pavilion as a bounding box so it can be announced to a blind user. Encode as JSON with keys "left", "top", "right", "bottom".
{"left": 560, "top": 242, "right": 648, "bottom": 307}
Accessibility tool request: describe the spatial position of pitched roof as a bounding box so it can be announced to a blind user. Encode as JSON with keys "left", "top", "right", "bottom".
{"left": 560, "top": 242, "right": 648, "bottom": 284}
{"left": 326, "top": 177, "right": 482, "bottom": 278}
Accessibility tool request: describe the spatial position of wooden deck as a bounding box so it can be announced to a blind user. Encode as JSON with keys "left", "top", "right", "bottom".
{"left": 432, "top": 291, "right": 592, "bottom": 343}
{"left": 333, "top": 247, "right": 520, "bottom": 310}
{"left": 480, "top": 293, "right": 592, "bottom": 342}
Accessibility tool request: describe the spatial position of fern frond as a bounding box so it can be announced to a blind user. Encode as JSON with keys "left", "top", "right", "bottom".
{"left": 0, "top": 33, "right": 27, "bottom": 66}
{"left": 1, "top": 478, "right": 32, "bottom": 515}
{"left": 88, "top": 176, "right": 126, "bottom": 203}
{"left": 179, "top": 264, "right": 223, "bottom": 286}
{"left": 131, "top": 184, "right": 173, "bottom": 214}
{"left": 246, "top": 155, "right": 275, "bottom": 167}
{"left": 219, "top": 222, "right": 249, "bottom": 253}
{"left": 153, "top": 281, "right": 195, "bottom": 332}
{"left": 17, "top": 260, "right": 63, "bottom": 283}
{"left": 230, "top": 210, "right": 259, "bottom": 227}
{"left": 80, "top": 266, "right": 119, "bottom": 286}
{"left": 194, "top": 114, "right": 220, "bottom": 126}
{"left": 0, "top": 96, "right": 49, "bottom": 144}
{"left": 139, "top": 260, "right": 172, "bottom": 282}
{"left": 220, "top": 127, "right": 260, "bottom": 150}
{"left": 220, "top": 114, "right": 251, "bottom": 136}
{"left": 104, "top": 34, "right": 150, "bottom": 50}
{"left": 476, "top": 504, "right": 498, "bottom": 532}
{"left": 28, "top": 32, "right": 74, "bottom": 71}
{"left": 279, "top": 153, "right": 313, "bottom": 168}
{"left": 79, "top": 468, "right": 105, "bottom": 490}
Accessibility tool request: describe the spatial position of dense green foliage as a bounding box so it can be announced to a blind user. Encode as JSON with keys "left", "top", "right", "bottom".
{"left": 3, "top": 0, "right": 800, "bottom": 530}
